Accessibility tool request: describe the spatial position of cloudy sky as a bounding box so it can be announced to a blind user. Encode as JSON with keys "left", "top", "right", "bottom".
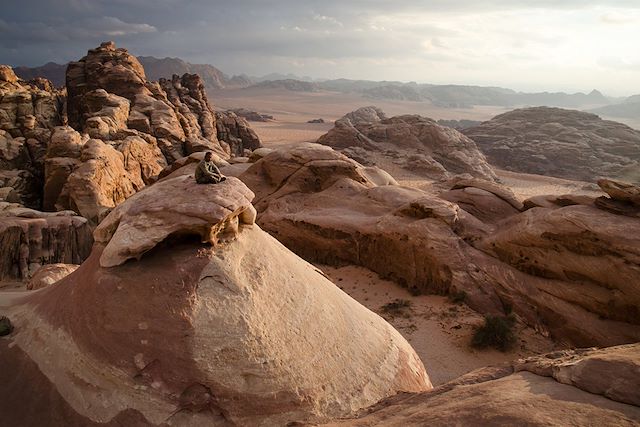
{"left": 1, "top": 0, "right": 639, "bottom": 95}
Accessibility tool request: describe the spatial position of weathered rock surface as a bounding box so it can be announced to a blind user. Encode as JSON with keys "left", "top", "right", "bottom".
{"left": 153, "top": 151, "right": 228, "bottom": 182}
{"left": 216, "top": 111, "right": 262, "bottom": 156}
{"left": 66, "top": 41, "right": 260, "bottom": 165}
{"left": 440, "top": 177, "right": 523, "bottom": 224}
{"left": 57, "top": 139, "right": 144, "bottom": 224}
{"left": 317, "top": 107, "right": 497, "bottom": 181}
{"left": 66, "top": 42, "right": 229, "bottom": 161}
{"left": 320, "top": 345, "right": 640, "bottom": 426}
{"left": 0, "top": 202, "right": 92, "bottom": 280}
{"left": 0, "top": 66, "right": 64, "bottom": 209}
{"left": 464, "top": 107, "right": 640, "bottom": 183}
{"left": 597, "top": 179, "right": 640, "bottom": 208}
{"left": 523, "top": 194, "right": 595, "bottom": 210}
{"left": 0, "top": 176, "right": 430, "bottom": 426}
{"left": 0, "top": 43, "right": 263, "bottom": 278}
{"left": 238, "top": 144, "right": 640, "bottom": 347}
{"left": 479, "top": 204, "right": 640, "bottom": 329}
{"left": 82, "top": 89, "right": 131, "bottom": 140}
{"left": 94, "top": 175, "right": 256, "bottom": 267}
{"left": 26, "top": 263, "right": 78, "bottom": 290}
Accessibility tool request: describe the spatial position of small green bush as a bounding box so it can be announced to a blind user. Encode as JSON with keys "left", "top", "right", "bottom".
{"left": 472, "top": 315, "right": 516, "bottom": 351}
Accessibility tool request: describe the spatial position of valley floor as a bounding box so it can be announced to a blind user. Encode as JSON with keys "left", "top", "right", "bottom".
{"left": 318, "top": 264, "right": 555, "bottom": 385}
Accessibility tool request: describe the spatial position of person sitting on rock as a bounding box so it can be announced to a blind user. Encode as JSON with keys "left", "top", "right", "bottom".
{"left": 195, "top": 152, "right": 226, "bottom": 184}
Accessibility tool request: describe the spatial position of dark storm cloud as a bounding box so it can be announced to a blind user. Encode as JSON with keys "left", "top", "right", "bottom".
{"left": 1, "top": 0, "right": 639, "bottom": 97}
{"left": 1, "top": 0, "right": 637, "bottom": 66}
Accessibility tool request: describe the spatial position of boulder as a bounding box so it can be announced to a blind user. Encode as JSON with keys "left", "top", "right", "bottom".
{"left": 46, "top": 126, "right": 86, "bottom": 159}
{"left": 317, "top": 107, "right": 496, "bottom": 181}
{"left": 117, "top": 136, "right": 167, "bottom": 185}
{"left": 82, "top": 89, "right": 131, "bottom": 140}
{"left": 598, "top": 179, "right": 640, "bottom": 206}
{"left": 216, "top": 111, "right": 262, "bottom": 156}
{"left": 94, "top": 175, "right": 257, "bottom": 267}
{"left": 440, "top": 177, "right": 523, "bottom": 224}
{"left": 58, "top": 139, "right": 142, "bottom": 224}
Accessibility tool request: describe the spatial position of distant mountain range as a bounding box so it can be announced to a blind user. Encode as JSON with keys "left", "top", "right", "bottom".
{"left": 14, "top": 62, "right": 67, "bottom": 86}
{"left": 137, "top": 56, "right": 251, "bottom": 89}
{"left": 589, "top": 94, "right": 640, "bottom": 120}
{"left": 311, "top": 80, "right": 612, "bottom": 108}
{"left": 12, "top": 56, "right": 253, "bottom": 89}
{"left": 12, "top": 56, "right": 633, "bottom": 111}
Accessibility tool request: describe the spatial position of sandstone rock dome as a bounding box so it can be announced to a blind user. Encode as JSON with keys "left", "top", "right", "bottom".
{"left": 0, "top": 175, "right": 430, "bottom": 426}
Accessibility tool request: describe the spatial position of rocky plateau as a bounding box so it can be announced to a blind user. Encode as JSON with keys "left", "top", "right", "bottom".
{"left": 464, "top": 107, "right": 640, "bottom": 184}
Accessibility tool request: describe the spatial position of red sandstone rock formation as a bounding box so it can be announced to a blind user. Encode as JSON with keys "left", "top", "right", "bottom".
{"left": 235, "top": 143, "right": 640, "bottom": 347}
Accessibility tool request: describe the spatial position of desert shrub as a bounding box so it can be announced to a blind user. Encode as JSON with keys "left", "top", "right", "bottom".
{"left": 449, "top": 290, "right": 467, "bottom": 304}
{"left": 472, "top": 315, "right": 516, "bottom": 351}
{"left": 381, "top": 299, "right": 412, "bottom": 316}
{"left": 408, "top": 286, "right": 422, "bottom": 296}
{"left": 0, "top": 316, "right": 13, "bottom": 336}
